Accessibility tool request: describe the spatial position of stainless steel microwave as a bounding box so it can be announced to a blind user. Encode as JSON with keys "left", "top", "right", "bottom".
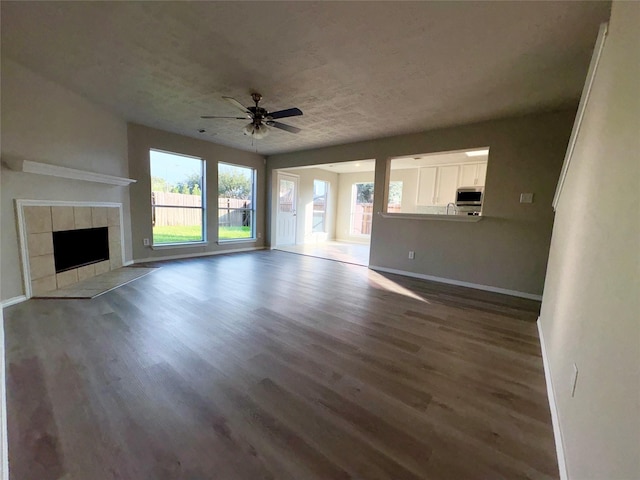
{"left": 455, "top": 187, "right": 484, "bottom": 208}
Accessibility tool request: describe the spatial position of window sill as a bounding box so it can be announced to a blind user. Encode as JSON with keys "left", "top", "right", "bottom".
{"left": 217, "top": 238, "right": 257, "bottom": 245}
{"left": 378, "top": 212, "right": 484, "bottom": 222}
{"left": 151, "top": 241, "right": 208, "bottom": 250}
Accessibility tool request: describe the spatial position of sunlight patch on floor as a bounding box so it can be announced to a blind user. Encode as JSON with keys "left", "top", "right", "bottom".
{"left": 367, "top": 270, "right": 430, "bottom": 304}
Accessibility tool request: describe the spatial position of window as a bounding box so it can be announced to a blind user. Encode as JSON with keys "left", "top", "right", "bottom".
{"left": 387, "top": 181, "right": 403, "bottom": 213}
{"left": 150, "top": 149, "right": 205, "bottom": 245}
{"left": 218, "top": 162, "right": 256, "bottom": 240}
{"left": 350, "top": 182, "right": 374, "bottom": 235}
{"left": 313, "top": 180, "right": 329, "bottom": 233}
{"left": 386, "top": 148, "right": 489, "bottom": 215}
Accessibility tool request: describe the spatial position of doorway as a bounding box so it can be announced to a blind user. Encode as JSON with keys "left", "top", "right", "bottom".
{"left": 272, "top": 161, "right": 374, "bottom": 266}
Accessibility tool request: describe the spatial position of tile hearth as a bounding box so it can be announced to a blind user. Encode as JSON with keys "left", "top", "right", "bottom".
{"left": 32, "top": 266, "right": 157, "bottom": 299}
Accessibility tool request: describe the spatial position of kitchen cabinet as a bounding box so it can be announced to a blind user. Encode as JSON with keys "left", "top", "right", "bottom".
{"left": 416, "top": 160, "right": 488, "bottom": 206}
{"left": 417, "top": 167, "right": 437, "bottom": 205}
{"left": 477, "top": 163, "right": 487, "bottom": 186}
{"left": 436, "top": 165, "right": 459, "bottom": 205}
{"left": 460, "top": 162, "right": 487, "bottom": 187}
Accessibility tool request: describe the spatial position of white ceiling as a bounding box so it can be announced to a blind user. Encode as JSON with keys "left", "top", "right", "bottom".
{"left": 1, "top": 1, "right": 610, "bottom": 156}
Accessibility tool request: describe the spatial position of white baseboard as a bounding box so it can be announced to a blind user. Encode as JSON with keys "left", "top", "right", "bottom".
{"left": 1, "top": 296, "right": 27, "bottom": 309}
{"left": 123, "top": 260, "right": 134, "bottom": 267}
{"left": 537, "top": 318, "right": 568, "bottom": 480}
{"left": 368, "top": 265, "right": 543, "bottom": 301}
{"left": 133, "top": 246, "right": 264, "bottom": 264}
{"left": 1, "top": 308, "right": 9, "bottom": 480}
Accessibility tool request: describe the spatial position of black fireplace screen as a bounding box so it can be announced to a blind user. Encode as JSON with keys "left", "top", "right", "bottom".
{"left": 52, "top": 227, "right": 109, "bottom": 273}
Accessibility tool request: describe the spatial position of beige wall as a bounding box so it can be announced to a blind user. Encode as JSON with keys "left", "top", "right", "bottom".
{"left": 128, "top": 124, "right": 266, "bottom": 261}
{"left": 268, "top": 109, "right": 574, "bottom": 296}
{"left": 1, "top": 59, "right": 132, "bottom": 301}
{"left": 279, "top": 168, "right": 339, "bottom": 244}
{"left": 539, "top": 3, "right": 640, "bottom": 479}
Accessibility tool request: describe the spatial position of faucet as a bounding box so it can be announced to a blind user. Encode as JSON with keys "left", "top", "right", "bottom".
{"left": 446, "top": 202, "right": 457, "bottom": 215}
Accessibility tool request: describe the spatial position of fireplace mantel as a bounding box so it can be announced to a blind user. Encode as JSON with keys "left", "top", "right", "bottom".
{"left": 3, "top": 157, "right": 136, "bottom": 186}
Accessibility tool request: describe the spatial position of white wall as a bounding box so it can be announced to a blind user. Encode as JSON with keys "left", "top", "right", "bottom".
{"left": 1, "top": 59, "right": 132, "bottom": 302}
{"left": 0, "top": 305, "right": 6, "bottom": 480}
{"left": 538, "top": 3, "right": 640, "bottom": 479}
{"left": 389, "top": 168, "right": 420, "bottom": 214}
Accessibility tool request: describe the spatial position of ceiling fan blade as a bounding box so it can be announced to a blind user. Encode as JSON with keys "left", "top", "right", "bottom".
{"left": 222, "top": 96, "right": 251, "bottom": 114}
{"left": 200, "top": 115, "right": 248, "bottom": 119}
{"left": 267, "top": 107, "right": 303, "bottom": 120}
{"left": 267, "top": 121, "right": 301, "bottom": 134}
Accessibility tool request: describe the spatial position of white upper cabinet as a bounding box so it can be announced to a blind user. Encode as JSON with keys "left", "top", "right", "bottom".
{"left": 417, "top": 167, "right": 437, "bottom": 205}
{"left": 460, "top": 163, "right": 478, "bottom": 187}
{"left": 476, "top": 162, "right": 487, "bottom": 186}
{"left": 436, "top": 165, "right": 459, "bottom": 205}
{"left": 416, "top": 160, "right": 488, "bottom": 206}
{"left": 459, "top": 162, "right": 487, "bottom": 187}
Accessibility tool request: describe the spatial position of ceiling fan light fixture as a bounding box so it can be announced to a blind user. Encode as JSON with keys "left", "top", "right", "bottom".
{"left": 243, "top": 122, "right": 270, "bottom": 139}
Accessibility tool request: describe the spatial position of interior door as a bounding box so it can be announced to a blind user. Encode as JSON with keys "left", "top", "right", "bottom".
{"left": 276, "top": 173, "right": 298, "bottom": 246}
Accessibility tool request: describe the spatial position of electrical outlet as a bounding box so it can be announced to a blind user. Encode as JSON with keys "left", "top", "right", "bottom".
{"left": 408, "top": 251, "right": 415, "bottom": 259}
{"left": 570, "top": 363, "right": 579, "bottom": 397}
{"left": 143, "top": 238, "right": 150, "bottom": 246}
{"left": 257, "top": 232, "right": 262, "bottom": 239}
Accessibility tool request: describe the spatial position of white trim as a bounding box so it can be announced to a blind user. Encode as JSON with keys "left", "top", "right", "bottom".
{"left": 15, "top": 199, "right": 126, "bottom": 299}
{"left": 537, "top": 318, "right": 568, "bottom": 480}
{"left": 217, "top": 238, "right": 258, "bottom": 245}
{"left": 553, "top": 22, "right": 608, "bottom": 211}
{"left": 2, "top": 158, "right": 136, "bottom": 186}
{"left": 151, "top": 241, "right": 208, "bottom": 250}
{"left": 123, "top": 260, "right": 134, "bottom": 267}
{"left": 369, "top": 265, "right": 543, "bottom": 301}
{"left": 1, "top": 296, "right": 27, "bottom": 309}
{"left": 133, "top": 246, "right": 264, "bottom": 264}
{"left": 0, "top": 308, "right": 8, "bottom": 480}
{"left": 378, "top": 212, "right": 483, "bottom": 222}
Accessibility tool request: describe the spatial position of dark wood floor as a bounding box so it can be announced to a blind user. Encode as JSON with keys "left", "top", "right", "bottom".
{"left": 5, "top": 250, "right": 558, "bottom": 480}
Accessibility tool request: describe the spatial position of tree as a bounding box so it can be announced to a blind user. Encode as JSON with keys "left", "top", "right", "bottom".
{"left": 218, "top": 171, "right": 252, "bottom": 199}
{"left": 151, "top": 176, "right": 170, "bottom": 193}
{"left": 171, "top": 173, "right": 202, "bottom": 196}
{"left": 356, "top": 183, "right": 374, "bottom": 204}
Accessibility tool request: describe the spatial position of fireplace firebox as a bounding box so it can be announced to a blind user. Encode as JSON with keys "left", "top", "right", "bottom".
{"left": 52, "top": 227, "right": 110, "bottom": 273}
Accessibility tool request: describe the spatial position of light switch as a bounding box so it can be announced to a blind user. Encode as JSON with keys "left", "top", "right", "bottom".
{"left": 520, "top": 193, "right": 534, "bottom": 204}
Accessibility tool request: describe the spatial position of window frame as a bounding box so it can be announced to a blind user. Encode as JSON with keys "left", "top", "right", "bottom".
{"left": 149, "top": 148, "right": 206, "bottom": 248}
{"left": 217, "top": 162, "right": 257, "bottom": 243}
{"left": 312, "top": 179, "right": 329, "bottom": 234}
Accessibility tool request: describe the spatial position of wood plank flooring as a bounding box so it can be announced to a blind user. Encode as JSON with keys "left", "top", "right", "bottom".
{"left": 4, "top": 250, "right": 559, "bottom": 479}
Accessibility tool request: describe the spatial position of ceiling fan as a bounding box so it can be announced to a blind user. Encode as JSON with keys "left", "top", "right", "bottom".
{"left": 201, "top": 93, "right": 302, "bottom": 139}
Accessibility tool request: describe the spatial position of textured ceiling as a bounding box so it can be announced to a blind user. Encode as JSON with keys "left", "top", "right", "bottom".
{"left": 1, "top": 1, "right": 610, "bottom": 155}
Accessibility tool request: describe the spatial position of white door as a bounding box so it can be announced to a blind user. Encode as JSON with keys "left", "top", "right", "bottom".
{"left": 276, "top": 173, "right": 298, "bottom": 246}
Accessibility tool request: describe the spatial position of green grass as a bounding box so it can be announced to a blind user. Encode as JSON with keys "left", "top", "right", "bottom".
{"left": 153, "top": 225, "right": 252, "bottom": 244}
{"left": 218, "top": 226, "right": 252, "bottom": 239}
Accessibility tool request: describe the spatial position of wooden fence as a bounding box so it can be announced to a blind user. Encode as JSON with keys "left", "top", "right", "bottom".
{"left": 151, "top": 191, "right": 251, "bottom": 227}
{"left": 351, "top": 203, "right": 401, "bottom": 235}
